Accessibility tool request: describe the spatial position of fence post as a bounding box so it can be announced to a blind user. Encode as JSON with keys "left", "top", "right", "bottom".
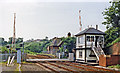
{"left": 68, "top": 53, "right": 74, "bottom": 61}
{"left": 16, "top": 48, "right": 21, "bottom": 64}
{"left": 59, "top": 53, "right": 60, "bottom": 59}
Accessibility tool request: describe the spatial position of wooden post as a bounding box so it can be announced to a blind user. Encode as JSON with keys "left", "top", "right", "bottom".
{"left": 7, "top": 56, "right": 11, "bottom": 66}
{"left": 85, "top": 34, "right": 87, "bottom": 62}
{"left": 16, "top": 48, "right": 21, "bottom": 64}
{"left": 10, "top": 56, "right": 15, "bottom": 65}
{"left": 74, "top": 50, "right": 76, "bottom": 62}
{"left": 12, "top": 13, "right": 16, "bottom": 49}
{"left": 59, "top": 53, "right": 60, "bottom": 59}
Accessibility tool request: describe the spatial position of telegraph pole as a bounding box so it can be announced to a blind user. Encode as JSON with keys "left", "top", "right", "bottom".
{"left": 79, "top": 10, "right": 82, "bottom": 31}
{"left": 12, "top": 13, "right": 16, "bottom": 49}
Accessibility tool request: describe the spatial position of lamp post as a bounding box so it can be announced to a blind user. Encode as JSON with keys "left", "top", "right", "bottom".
{"left": 20, "top": 42, "right": 25, "bottom": 61}
{"left": 20, "top": 42, "right": 24, "bottom": 54}
{"left": 6, "top": 45, "right": 10, "bottom": 55}
{"left": 16, "top": 48, "right": 21, "bottom": 64}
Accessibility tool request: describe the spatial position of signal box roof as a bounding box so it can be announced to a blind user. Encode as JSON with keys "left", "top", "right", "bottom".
{"left": 75, "top": 27, "right": 106, "bottom": 36}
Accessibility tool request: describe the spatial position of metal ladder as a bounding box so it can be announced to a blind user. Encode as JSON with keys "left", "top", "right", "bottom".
{"left": 92, "top": 42, "right": 105, "bottom": 61}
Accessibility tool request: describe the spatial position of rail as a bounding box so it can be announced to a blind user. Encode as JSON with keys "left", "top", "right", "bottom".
{"left": 92, "top": 42, "right": 105, "bottom": 60}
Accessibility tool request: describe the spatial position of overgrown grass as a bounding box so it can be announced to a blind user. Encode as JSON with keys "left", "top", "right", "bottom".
{"left": 0, "top": 61, "right": 8, "bottom": 65}
{"left": 25, "top": 50, "right": 56, "bottom": 58}
{"left": 24, "top": 50, "right": 37, "bottom": 55}
{"left": 111, "top": 37, "right": 120, "bottom": 45}
{"left": 107, "top": 37, "right": 120, "bottom": 47}
{"left": 37, "top": 53, "right": 56, "bottom": 58}
{"left": 108, "top": 64, "right": 120, "bottom": 69}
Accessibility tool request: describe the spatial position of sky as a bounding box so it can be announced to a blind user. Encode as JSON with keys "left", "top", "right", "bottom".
{"left": 0, "top": 0, "right": 111, "bottom": 41}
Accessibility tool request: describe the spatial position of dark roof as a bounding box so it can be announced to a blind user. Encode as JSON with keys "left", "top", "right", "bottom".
{"left": 50, "top": 38, "right": 63, "bottom": 46}
{"left": 75, "top": 27, "right": 106, "bottom": 36}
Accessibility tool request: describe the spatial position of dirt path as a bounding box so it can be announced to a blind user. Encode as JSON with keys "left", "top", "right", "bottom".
{"left": 1, "top": 63, "right": 19, "bottom": 71}
{"left": 21, "top": 63, "right": 48, "bottom": 71}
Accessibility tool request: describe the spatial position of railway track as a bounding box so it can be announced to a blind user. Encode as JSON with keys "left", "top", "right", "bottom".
{"left": 36, "top": 61, "right": 120, "bottom": 73}
{"left": 27, "top": 54, "right": 52, "bottom": 59}
{"left": 37, "top": 62, "right": 60, "bottom": 73}
{"left": 37, "top": 61, "right": 80, "bottom": 73}
{"left": 56, "top": 61, "right": 96, "bottom": 71}
{"left": 28, "top": 55, "right": 120, "bottom": 73}
{"left": 65, "top": 62, "right": 115, "bottom": 71}
{"left": 61, "top": 61, "right": 120, "bottom": 73}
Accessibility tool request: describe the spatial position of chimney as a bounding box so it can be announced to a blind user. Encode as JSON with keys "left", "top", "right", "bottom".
{"left": 96, "top": 25, "right": 98, "bottom": 30}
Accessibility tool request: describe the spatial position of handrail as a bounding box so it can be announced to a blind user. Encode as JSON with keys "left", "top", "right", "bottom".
{"left": 92, "top": 43, "right": 99, "bottom": 60}
{"left": 97, "top": 43, "right": 105, "bottom": 55}
{"left": 91, "top": 42, "right": 105, "bottom": 61}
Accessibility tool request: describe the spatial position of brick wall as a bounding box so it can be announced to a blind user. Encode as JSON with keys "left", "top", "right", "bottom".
{"left": 99, "top": 55, "right": 120, "bottom": 67}
{"left": 109, "top": 42, "right": 120, "bottom": 55}
{"left": 99, "top": 55, "right": 107, "bottom": 67}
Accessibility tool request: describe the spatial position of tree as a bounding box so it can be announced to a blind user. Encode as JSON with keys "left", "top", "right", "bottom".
{"left": 102, "top": 1, "right": 120, "bottom": 36}
{"left": 8, "top": 37, "right": 13, "bottom": 44}
{"left": 1, "top": 46, "right": 9, "bottom": 53}
{"left": 61, "top": 37, "right": 76, "bottom": 53}
{"left": 45, "top": 36, "right": 48, "bottom": 40}
{"left": 16, "top": 37, "right": 23, "bottom": 43}
{"left": 8, "top": 37, "right": 23, "bottom": 44}
{"left": 0, "top": 37, "right": 4, "bottom": 46}
{"left": 3, "top": 41, "right": 7, "bottom": 46}
{"left": 104, "top": 27, "right": 118, "bottom": 47}
{"left": 102, "top": 1, "right": 120, "bottom": 47}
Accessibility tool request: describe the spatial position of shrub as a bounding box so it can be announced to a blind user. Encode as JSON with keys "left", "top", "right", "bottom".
{"left": 115, "top": 64, "right": 120, "bottom": 69}
{"left": 1, "top": 46, "right": 9, "bottom": 53}
{"left": 111, "top": 37, "right": 120, "bottom": 45}
{"left": 107, "top": 37, "right": 120, "bottom": 47}
{"left": 108, "top": 64, "right": 120, "bottom": 69}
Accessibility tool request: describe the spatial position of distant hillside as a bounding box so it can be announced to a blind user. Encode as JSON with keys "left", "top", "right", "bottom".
{"left": 24, "top": 37, "right": 76, "bottom": 54}
{"left": 24, "top": 40, "right": 51, "bottom": 54}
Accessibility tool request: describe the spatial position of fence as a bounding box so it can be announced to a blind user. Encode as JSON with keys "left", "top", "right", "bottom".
{"left": 42, "top": 51, "right": 68, "bottom": 59}
{"left": 0, "top": 53, "right": 17, "bottom": 62}
{"left": 56, "top": 52, "right": 69, "bottom": 59}
{"left": 99, "top": 55, "right": 120, "bottom": 67}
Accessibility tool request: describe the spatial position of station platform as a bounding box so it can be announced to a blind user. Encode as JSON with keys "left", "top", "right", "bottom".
{"left": 26, "top": 59, "right": 69, "bottom": 62}
{"left": 75, "top": 60, "right": 99, "bottom": 66}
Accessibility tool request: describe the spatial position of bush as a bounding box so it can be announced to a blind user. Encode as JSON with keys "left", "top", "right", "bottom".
{"left": 108, "top": 66, "right": 114, "bottom": 68}
{"left": 1, "top": 46, "right": 9, "bottom": 53}
{"left": 108, "top": 64, "right": 120, "bottom": 69}
{"left": 108, "top": 37, "right": 120, "bottom": 47}
{"left": 111, "top": 37, "right": 120, "bottom": 45}
{"left": 115, "top": 64, "right": 120, "bottom": 69}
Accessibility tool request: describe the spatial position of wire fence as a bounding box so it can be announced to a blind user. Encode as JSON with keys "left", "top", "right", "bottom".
{"left": 0, "top": 53, "right": 17, "bottom": 62}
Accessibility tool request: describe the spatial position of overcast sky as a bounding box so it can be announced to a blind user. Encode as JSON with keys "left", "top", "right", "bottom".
{"left": 0, "top": 0, "right": 111, "bottom": 41}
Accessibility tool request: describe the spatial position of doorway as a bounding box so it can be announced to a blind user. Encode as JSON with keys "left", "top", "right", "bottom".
{"left": 95, "top": 36, "right": 99, "bottom": 47}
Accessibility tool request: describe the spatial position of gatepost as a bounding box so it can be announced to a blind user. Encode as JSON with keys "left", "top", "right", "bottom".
{"left": 6, "top": 45, "right": 11, "bottom": 66}
{"left": 20, "top": 42, "right": 26, "bottom": 61}
{"left": 6, "top": 45, "right": 10, "bottom": 55}
{"left": 68, "top": 53, "right": 74, "bottom": 61}
{"left": 16, "top": 48, "right": 21, "bottom": 64}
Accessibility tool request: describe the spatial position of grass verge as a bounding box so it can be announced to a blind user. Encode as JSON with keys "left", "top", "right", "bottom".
{"left": 108, "top": 64, "right": 120, "bottom": 69}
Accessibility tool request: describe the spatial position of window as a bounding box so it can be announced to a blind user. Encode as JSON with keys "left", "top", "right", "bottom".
{"left": 91, "top": 36, "right": 94, "bottom": 42}
{"left": 79, "top": 51, "right": 82, "bottom": 58}
{"left": 87, "top": 36, "right": 94, "bottom": 42}
{"left": 78, "top": 37, "right": 80, "bottom": 43}
{"left": 98, "top": 36, "right": 104, "bottom": 47}
{"left": 80, "top": 36, "right": 84, "bottom": 44}
{"left": 87, "top": 36, "right": 90, "bottom": 42}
